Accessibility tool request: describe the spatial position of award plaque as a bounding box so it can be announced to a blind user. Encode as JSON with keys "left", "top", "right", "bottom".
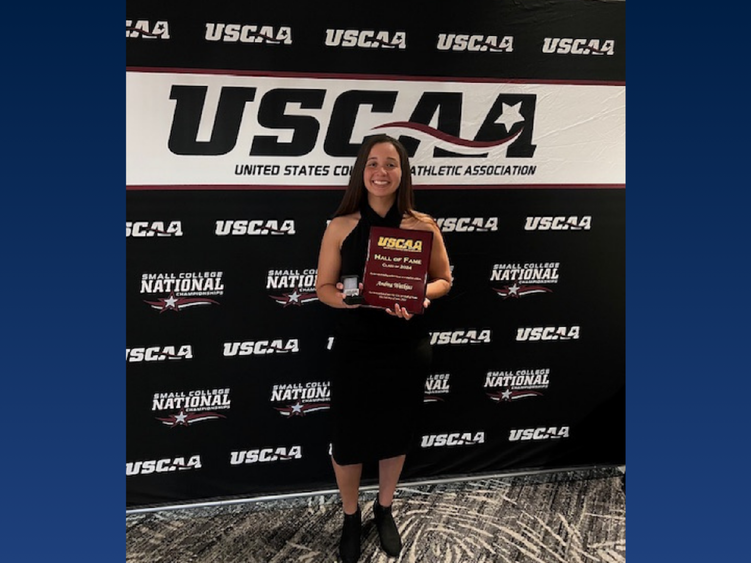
{"left": 361, "top": 226, "right": 434, "bottom": 314}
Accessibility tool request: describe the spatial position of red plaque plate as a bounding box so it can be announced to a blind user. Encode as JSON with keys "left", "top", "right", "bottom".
{"left": 362, "top": 226, "right": 434, "bottom": 314}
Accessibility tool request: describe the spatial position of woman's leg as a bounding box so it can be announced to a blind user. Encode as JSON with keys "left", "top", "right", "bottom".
{"left": 377, "top": 454, "right": 406, "bottom": 506}
{"left": 373, "top": 454, "right": 406, "bottom": 556}
{"left": 332, "top": 457, "right": 363, "bottom": 513}
{"left": 332, "top": 457, "right": 364, "bottom": 563}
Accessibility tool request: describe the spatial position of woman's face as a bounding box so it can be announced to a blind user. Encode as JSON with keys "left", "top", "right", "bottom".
{"left": 363, "top": 142, "right": 402, "bottom": 199}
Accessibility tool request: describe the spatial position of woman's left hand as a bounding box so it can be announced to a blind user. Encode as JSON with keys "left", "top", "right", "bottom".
{"left": 385, "top": 298, "right": 430, "bottom": 321}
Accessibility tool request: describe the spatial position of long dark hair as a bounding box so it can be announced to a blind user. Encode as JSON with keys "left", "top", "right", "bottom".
{"left": 333, "top": 134, "right": 417, "bottom": 218}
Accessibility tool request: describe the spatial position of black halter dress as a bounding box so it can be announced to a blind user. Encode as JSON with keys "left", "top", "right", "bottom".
{"left": 329, "top": 200, "right": 432, "bottom": 466}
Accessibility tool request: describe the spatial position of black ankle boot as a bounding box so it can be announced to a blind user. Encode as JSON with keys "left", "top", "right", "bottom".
{"left": 339, "top": 506, "right": 361, "bottom": 563}
{"left": 373, "top": 497, "right": 402, "bottom": 556}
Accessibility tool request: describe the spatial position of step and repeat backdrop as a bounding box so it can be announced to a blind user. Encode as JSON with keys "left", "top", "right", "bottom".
{"left": 126, "top": 1, "right": 625, "bottom": 509}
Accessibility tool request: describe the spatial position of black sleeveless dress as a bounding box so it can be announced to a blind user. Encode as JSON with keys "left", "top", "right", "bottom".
{"left": 329, "top": 200, "right": 432, "bottom": 466}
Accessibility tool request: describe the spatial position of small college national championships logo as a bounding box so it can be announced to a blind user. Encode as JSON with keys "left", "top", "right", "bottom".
{"left": 267, "top": 269, "right": 318, "bottom": 307}
{"left": 141, "top": 271, "right": 224, "bottom": 312}
{"left": 490, "top": 262, "right": 559, "bottom": 299}
{"left": 270, "top": 381, "right": 331, "bottom": 417}
{"left": 152, "top": 388, "right": 231, "bottom": 428}
{"left": 484, "top": 369, "right": 550, "bottom": 403}
{"left": 424, "top": 373, "right": 451, "bottom": 403}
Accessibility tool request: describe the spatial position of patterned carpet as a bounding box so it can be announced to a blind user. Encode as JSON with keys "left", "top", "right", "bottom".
{"left": 126, "top": 467, "right": 625, "bottom": 563}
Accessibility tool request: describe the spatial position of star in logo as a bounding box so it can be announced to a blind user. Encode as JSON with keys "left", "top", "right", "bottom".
{"left": 487, "top": 388, "right": 543, "bottom": 403}
{"left": 269, "top": 287, "right": 319, "bottom": 307}
{"left": 493, "top": 284, "right": 552, "bottom": 299}
{"left": 155, "top": 409, "right": 227, "bottom": 427}
{"left": 144, "top": 292, "right": 220, "bottom": 312}
{"left": 494, "top": 102, "right": 525, "bottom": 133}
{"left": 275, "top": 402, "right": 331, "bottom": 417}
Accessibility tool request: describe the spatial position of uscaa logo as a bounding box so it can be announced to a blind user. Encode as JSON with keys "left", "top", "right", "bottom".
{"left": 267, "top": 268, "right": 318, "bottom": 306}
{"left": 152, "top": 388, "right": 231, "bottom": 427}
{"left": 167, "top": 84, "right": 537, "bottom": 162}
{"left": 126, "top": 20, "right": 170, "bottom": 39}
{"left": 421, "top": 431, "right": 485, "bottom": 448}
{"left": 430, "top": 329, "right": 491, "bottom": 346}
{"left": 542, "top": 37, "right": 615, "bottom": 56}
{"left": 509, "top": 427, "right": 570, "bottom": 441}
{"left": 141, "top": 272, "right": 224, "bottom": 312}
{"left": 524, "top": 216, "right": 591, "bottom": 231}
{"left": 223, "top": 338, "right": 299, "bottom": 356}
{"left": 271, "top": 381, "right": 331, "bottom": 417}
{"left": 435, "top": 217, "right": 498, "bottom": 233}
{"left": 205, "top": 23, "right": 292, "bottom": 44}
{"left": 436, "top": 33, "right": 513, "bottom": 52}
{"left": 230, "top": 445, "right": 303, "bottom": 465}
{"left": 491, "top": 262, "right": 559, "bottom": 299}
{"left": 215, "top": 219, "right": 295, "bottom": 236}
{"left": 126, "top": 344, "right": 193, "bottom": 362}
{"left": 126, "top": 455, "right": 201, "bottom": 476}
{"left": 485, "top": 368, "right": 550, "bottom": 403}
{"left": 324, "top": 29, "right": 406, "bottom": 49}
{"left": 516, "top": 326, "right": 580, "bottom": 341}
{"left": 126, "top": 221, "right": 183, "bottom": 237}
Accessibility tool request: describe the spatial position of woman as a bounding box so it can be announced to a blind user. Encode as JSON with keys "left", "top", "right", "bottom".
{"left": 316, "top": 134, "right": 452, "bottom": 562}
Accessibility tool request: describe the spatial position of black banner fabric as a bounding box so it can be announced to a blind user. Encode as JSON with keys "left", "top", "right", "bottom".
{"left": 126, "top": 188, "right": 624, "bottom": 507}
{"left": 126, "top": 1, "right": 625, "bottom": 508}
{"left": 126, "top": 0, "right": 625, "bottom": 82}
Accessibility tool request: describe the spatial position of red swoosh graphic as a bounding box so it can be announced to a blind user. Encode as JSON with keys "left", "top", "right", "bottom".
{"left": 373, "top": 121, "right": 521, "bottom": 148}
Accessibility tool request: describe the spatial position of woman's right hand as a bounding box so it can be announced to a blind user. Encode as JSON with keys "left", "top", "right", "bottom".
{"left": 335, "top": 282, "right": 363, "bottom": 309}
